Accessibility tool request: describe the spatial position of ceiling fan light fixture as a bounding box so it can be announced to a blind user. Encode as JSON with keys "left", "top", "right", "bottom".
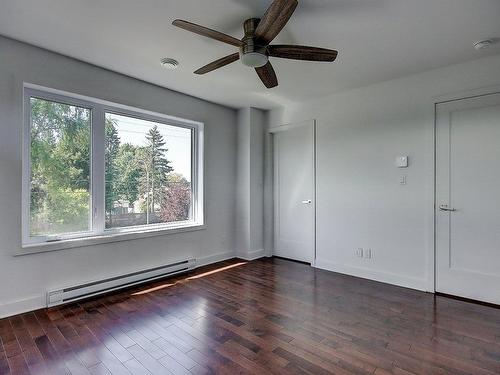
{"left": 240, "top": 52, "right": 269, "bottom": 68}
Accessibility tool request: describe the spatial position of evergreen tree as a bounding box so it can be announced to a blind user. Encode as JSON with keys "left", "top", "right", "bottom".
{"left": 104, "top": 119, "right": 120, "bottom": 224}
{"left": 138, "top": 125, "right": 172, "bottom": 220}
{"left": 115, "top": 143, "right": 141, "bottom": 205}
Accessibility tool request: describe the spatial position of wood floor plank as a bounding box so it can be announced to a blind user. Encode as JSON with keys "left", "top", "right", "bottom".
{"left": 6, "top": 353, "right": 31, "bottom": 375}
{"left": 126, "top": 344, "right": 173, "bottom": 375}
{"left": 121, "top": 358, "right": 151, "bottom": 375}
{"left": 88, "top": 362, "right": 112, "bottom": 375}
{"left": 158, "top": 353, "right": 192, "bottom": 375}
{"left": 0, "top": 349, "right": 11, "bottom": 375}
{"left": 2, "top": 258, "right": 500, "bottom": 374}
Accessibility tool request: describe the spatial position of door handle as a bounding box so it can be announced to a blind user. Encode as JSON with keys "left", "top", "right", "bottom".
{"left": 439, "top": 204, "right": 457, "bottom": 212}
{"left": 301, "top": 200, "right": 312, "bottom": 205}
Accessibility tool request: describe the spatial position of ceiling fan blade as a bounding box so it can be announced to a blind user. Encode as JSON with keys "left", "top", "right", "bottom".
{"left": 194, "top": 53, "right": 240, "bottom": 74}
{"left": 268, "top": 45, "right": 338, "bottom": 62}
{"left": 172, "top": 19, "right": 243, "bottom": 47}
{"left": 254, "top": 0, "right": 298, "bottom": 45}
{"left": 255, "top": 62, "right": 278, "bottom": 88}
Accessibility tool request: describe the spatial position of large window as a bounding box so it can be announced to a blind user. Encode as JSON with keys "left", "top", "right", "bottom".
{"left": 104, "top": 113, "right": 193, "bottom": 229}
{"left": 23, "top": 86, "right": 204, "bottom": 247}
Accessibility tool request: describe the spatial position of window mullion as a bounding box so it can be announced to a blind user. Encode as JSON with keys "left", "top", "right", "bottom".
{"left": 92, "top": 105, "right": 106, "bottom": 235}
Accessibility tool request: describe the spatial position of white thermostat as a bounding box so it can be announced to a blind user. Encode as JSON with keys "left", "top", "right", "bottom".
{"left": 396, "top": 156, "right": 408, "bottom": 168}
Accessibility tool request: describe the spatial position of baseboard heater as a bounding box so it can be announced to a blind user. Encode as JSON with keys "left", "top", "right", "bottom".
{"left": 46, "top": 258, "right": 196, "bottom": 307}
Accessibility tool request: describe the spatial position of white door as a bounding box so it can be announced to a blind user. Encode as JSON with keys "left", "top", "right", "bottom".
{"left": 273, "top": 122, "right": 315, "bottom": 263}
{"left": 436, "top": 92, "right": 500, "bottom": 304}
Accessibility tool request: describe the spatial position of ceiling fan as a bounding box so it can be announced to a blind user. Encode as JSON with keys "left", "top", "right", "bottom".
{"left": 172, "top": 0, "right": 338, "bottom": 89}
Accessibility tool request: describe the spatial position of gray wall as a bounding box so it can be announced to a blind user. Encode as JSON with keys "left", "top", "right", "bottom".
{"left": 0, "top": 36, "right": 238, "bottom": 317}
{"left": 268, "top": 53, "right": 500, "bottom": 291}
{"left": 235, "top": 108, "right": 265, "bottom": 259}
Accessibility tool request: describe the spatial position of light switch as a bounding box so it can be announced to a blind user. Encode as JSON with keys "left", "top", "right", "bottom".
{"left": 396, "top": 156, "right": 408, "bottom": 168}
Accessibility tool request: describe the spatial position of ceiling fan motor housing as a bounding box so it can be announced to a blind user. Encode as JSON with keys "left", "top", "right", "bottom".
{"left": 240, "top": 18, "right": 269, "bottom": 67}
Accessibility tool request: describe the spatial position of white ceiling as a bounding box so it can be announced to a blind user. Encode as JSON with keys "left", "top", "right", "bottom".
{"left": 1, "top": 0, "right": 499, "bottom": 109}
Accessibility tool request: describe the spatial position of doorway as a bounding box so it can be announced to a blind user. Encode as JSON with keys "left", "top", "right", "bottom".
{"left": 435, "top": 92, "right": 500, "bottom": 305}
{"left": 272, "top": 121, "right": 315, "bottom": 264}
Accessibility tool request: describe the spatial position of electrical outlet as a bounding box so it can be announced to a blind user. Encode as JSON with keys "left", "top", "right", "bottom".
{"left": 356, "top": 248, "right": 364, "bottom": 258}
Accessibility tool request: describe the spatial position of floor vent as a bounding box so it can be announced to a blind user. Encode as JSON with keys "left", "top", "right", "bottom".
{"left": 46, "top": 258, "right": 196, "bottom": 307}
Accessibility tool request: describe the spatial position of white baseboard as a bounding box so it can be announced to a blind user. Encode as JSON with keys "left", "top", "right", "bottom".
{"left": 197, "top": 250, "right": 236, "bottom": 267}
{"left": 236, "top": 249, "right": 266, "bottom": 261}
{"left": 0, "top": 250, "right": 237, "bottom": 319}
{"left": 315, "top": 259, "right": 428, "bottom": 292}
{"left": 0, "top": 295, "right": 44, "bottom": 319}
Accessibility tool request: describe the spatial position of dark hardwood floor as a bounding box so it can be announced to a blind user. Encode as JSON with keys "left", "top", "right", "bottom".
{"left": 1, "top": 257, "right": 500, "bottom": 374}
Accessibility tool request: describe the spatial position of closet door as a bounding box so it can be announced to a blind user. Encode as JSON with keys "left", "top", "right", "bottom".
{"left": 273, "top": 122, "right": 315, "bottom": 263}
{"left": 436, "top": 93, "right": 500, "bottom": 304}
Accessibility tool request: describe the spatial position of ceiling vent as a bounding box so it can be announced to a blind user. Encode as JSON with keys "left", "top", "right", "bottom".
{"left": 160, "top": 57, "right": 180, "bottom": 69}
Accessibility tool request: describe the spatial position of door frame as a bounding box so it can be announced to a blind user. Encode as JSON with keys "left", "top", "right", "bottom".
{"left": 432, "top": 85, "right": 500, "bottom": 293}
{"left": 269, "top": 120, "right": 317, "bottom": 266}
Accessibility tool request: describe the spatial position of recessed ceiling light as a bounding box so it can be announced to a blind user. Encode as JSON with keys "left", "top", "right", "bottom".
{"left": 160, "top": 57, "right": 179, "bottom": 69}
{"left": 474, "top": 39, "right": 493, "bottom": 51}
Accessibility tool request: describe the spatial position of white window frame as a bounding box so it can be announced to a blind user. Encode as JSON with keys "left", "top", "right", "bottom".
{"left": 22, "top": 84, "right": 204, "bottom": 253}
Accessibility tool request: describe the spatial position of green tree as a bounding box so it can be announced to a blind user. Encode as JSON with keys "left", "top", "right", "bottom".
{"left": 115, "top": 143, "right": 141, "bottom": 205}
{"left": 105, "top": 119, "right": 120, "bottom": 224}
{"left": 30, "top": 98, "right": 91, "bottom": 235}
{"left": 138, "top": 125, "right": 172, "bottom": 220}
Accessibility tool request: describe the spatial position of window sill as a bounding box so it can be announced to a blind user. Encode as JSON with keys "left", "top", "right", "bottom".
{"left": 17, "top": 223, "right": 206, "bottom": 256}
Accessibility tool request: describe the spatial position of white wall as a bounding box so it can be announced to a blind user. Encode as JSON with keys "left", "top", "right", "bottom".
{"left": 235, "top": 108, "right": 265, "bottom": 259}
{"left": 0, "top": 36, "right": 238, "bottom": 318}
{"left": 236, "top": 109, "right": 251, "bottom": 256}
{"left": 249, "top": 109, "right": 265, "bottom": 254}
{"left": 268, "top": 53, "right": 500, "bottom": 291}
